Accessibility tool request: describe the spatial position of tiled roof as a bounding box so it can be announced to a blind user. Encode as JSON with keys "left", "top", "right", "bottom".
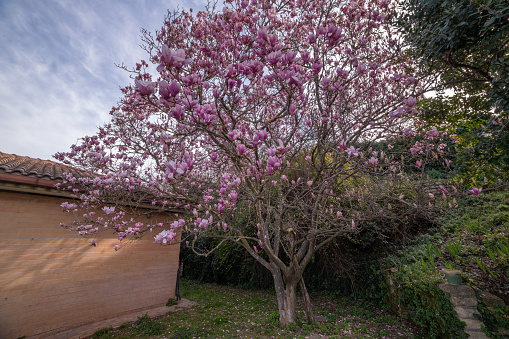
{"left": 0, "top": 151, "right": 91, "bottom": 181}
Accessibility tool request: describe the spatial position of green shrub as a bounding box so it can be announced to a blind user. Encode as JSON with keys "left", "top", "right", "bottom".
{"left": 134, "top": 313, "right": 165, "bottom": 336}
{"left": 378, "top": 234, "right": 467, "bottom": 338}
{"left": 395, "top": 279, "right": 466, "bottom": 338}
{"left": 91, "top": 327, "right": 113, "bottom": 339}
{"left": 477, "top": 302, "right": 509, "bottom": 337}
{"left": 166, "top": 298, "right": 178, "bottom": 306}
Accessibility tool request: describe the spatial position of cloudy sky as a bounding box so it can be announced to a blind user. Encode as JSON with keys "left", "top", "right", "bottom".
{"left": 0, "top": 0, "right": 205, "bottom": 161}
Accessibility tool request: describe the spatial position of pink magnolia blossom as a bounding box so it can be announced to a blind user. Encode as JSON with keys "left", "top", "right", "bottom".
{"left": 154, "top": 229, "right": 177, "bottom": 244}
{"left": 237, "top": 144, "right": 246, "bottom": 155}
{"left": 134, "top": 80, "right": 156, "bottom": 96}
{"left": 346, "top": 146, "right": 359, "bottom": 157}
{"left": 229, "top": 190, "right": 238, "bottom": 202}
{"left": 158, "top": 45, "right": 192, "bottom": 70}
{"left": 102, "top": 206, "right": 115, "bottom": 215}
{"left": 159, "top": 80, "right": 181, "bottom": 100}
{"left": 426, "top": 127, "right": 440, "bottom": 138}
{"left": 403, "top": 96, "right": 417, "bottom": 107}
{"left": 403, "top": 128, "right": 415, "bottom": 137}
{"left": 469, "top": 187, "right": 482, "bottom": 196}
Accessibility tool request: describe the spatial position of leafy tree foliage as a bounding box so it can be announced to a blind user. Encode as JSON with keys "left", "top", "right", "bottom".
{"left": 396, "top": 0, "right": 509, "bottom": 177}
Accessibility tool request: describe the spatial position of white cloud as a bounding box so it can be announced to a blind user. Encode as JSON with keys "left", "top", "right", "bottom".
{"left": 0, "top": 0, "right": 205, "bottom": 160}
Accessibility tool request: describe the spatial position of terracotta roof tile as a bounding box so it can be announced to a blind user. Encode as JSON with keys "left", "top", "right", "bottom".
{"left": 0, "top": 152, "right": 91, "bottom": 181}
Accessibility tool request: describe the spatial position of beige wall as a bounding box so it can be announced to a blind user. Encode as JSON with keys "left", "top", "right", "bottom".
{"left": 0, "top": 190, "right": 180, "bottom": 339}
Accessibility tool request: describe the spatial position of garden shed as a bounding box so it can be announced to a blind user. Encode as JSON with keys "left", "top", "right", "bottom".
{"left": 0, "top": 151, "right": 181, "bottom": 339}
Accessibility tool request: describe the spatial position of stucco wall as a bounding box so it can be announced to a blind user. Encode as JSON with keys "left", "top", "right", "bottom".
{"left": 0, "top": 190, "right": 180, "bottom": 339}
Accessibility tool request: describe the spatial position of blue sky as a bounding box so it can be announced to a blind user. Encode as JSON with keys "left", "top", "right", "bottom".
{"left": 0, "top": 0, "right": 205, "bottom": 160}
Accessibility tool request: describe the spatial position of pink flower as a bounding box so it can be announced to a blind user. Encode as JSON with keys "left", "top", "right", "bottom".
{"left": 154, "top": 229, "right": 177, "bottom": 244}
{"left": 469, "top": 187, "right": 482, "bottom": 196}
{"left": 439, "top": 185, "right": 448, "bottom": 194}
{"left": 159, "top": 46, "right": 192, "bottom": 70}
{"left": 426, "top": 127, "right": 439, "bottom": 138}
{"left": 171, "top": 105, "right": 184, "bottom": 120}
{"left": 410, "top": 148, "right": 419, "bottom": 155}
{"left": 61, "top": 202, "right": 77, "bottom": 211}
{"left": 305, "top": 155, "right": 311, "bottom": 162}
{"left": 346, "top": 146, "right": 359, "bottom": 157}
{"left": 416, "top": 160, "right": 422, "bottom": 168}
{"left": 237, "top": 144, "right": 246, "bottom": 155}
{"left": 159, "top": 80, "right": 181, "bottom": 99}
{"left": 404, "top": 96, "right": 417, "bottom": 107}
{"left": 251, "top": 129, "right": 268, "bottom": 146}
{"left": 277, "top": 139, "right": 291, "bottom": 154}
{"left": 403, "top": 128, "right": 415, "bottom": 137}
{"left": 311, "top": 63, "right": 322, "bottom": 74}
{"left": 307, "top": 180, "right": 313, "bottom": 187}
{"left": 229, "top": 190, "right": 238, "bottom": 202}
{"left": 103, "top": 206, "right": 115, "bottom": 215}
{"left": 369, "top": 157, "right": 378, "bottom": 165}
{"left": 135, "top": 79, "right": 156, "bottom": 96}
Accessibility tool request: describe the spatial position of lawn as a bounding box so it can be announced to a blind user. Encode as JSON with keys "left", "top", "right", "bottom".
{"left": 92, "top": 279, "right": 419, "bottom": 338}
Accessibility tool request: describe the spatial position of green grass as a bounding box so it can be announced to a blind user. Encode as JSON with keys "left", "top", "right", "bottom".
{"left": 95, "top": 279, "right": 418, "bottom": 338}
{"left": 437, "top": 191, "right": 509, "bottom": 294}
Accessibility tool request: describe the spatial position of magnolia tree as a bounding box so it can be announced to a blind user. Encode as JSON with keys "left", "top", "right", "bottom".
{"left": 55, "top": 0, "right": 453, "bottom": 325}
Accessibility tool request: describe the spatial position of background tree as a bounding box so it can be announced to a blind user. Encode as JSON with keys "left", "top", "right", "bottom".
{"left": 56, "top": 0, "right": 448, "bottom": 326}
{"left": 396, "top": 0, "right": 509, "bottom": 178}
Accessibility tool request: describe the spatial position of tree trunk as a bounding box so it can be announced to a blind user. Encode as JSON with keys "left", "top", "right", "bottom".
{"left": 271, "top": 264, "right": 298, "bottom": 326}
{"left": 299, "top": 277, "right": 315, "bottom": 324}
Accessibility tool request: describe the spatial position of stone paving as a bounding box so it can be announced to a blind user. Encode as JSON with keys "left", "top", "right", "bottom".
{"left": 37, "top": 299, "right": 197, "bottom": 339}
{"left": 439, "top": 283, "right": 489, "bottom": 339}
